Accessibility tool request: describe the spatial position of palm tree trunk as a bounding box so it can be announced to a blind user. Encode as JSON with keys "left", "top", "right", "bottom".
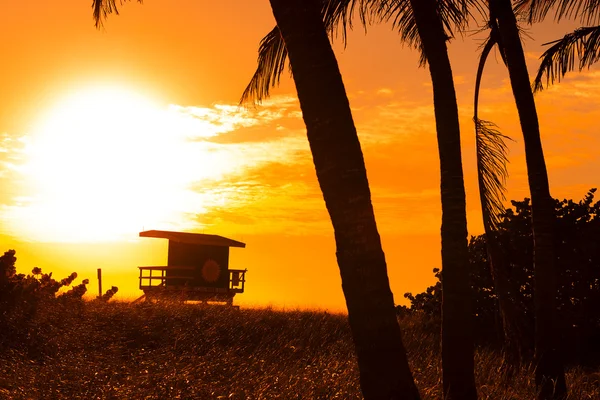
{"left": 492, "top": 0, "right": 567, "bottom": 398}
{"left": 408, "top": 0, "right": 476, "bottom": 399}
{"left": 487, "top": 234, "right": 531, "bottom": 364}
{"left": 473, "top": 36, "right": 531, "bottom": 365}
{"left": 268, "top": 0, "right": 420, "bottom": 399}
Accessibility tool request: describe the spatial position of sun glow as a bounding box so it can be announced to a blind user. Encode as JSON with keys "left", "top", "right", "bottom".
{"left": 10, "top": 86, "right": 234, "bottom": 242}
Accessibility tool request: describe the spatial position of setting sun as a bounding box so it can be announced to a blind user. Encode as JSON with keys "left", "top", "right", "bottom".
{"left": 9, "top": 86, "right": 234, "bottom": 242}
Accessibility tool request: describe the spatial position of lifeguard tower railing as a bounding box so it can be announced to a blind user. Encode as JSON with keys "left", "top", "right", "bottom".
{"left": 138, "top": 266, "right": 247, "bottom": 293}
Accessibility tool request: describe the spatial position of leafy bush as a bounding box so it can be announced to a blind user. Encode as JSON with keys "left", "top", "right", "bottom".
{"left": 0, "top": 249, "right": 88, "bottom": 305}
{"left": 0, "top": 250, "right": 89, "bottom": 352}
{"left": 403, "top": 189, "right": 600, "bottom": 365}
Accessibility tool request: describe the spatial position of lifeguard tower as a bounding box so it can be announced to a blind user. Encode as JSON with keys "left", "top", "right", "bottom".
{"left": 137, "top": 230, "right": 247, "bottom": 305}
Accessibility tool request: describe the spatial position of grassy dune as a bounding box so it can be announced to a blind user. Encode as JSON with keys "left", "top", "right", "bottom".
{"left": 1, "top": 302, "right": 599, "bottom": 399}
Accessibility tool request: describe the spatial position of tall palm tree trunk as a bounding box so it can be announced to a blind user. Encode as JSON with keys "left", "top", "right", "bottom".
{"left": 408, "top": 0, "right": 476, "bottom": 399}
{"left": 474, "top": 36, "right": 531, "bottom": 365}
{"left": 268, "top": 0, "right": 420, "bottom": 398}
{"left": 492, "top": 0, "right": 566, "bottom": 398}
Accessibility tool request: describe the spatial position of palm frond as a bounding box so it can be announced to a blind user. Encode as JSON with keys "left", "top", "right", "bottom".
{"left": 513, "top": 0, "right": 553, "bottom": 23}
{"left": 437, "top": 0, "right": 485, "bottom": 35}
{"left": 533, "top": 25, "right": 600, "bottom": 92}
{"left": 474, "top": 26, "right": 512, "bottom": 232}
{"left": 376, "top": 0, "right": 483, "bottom": 34}
{"left": 370, "top": 0, "right": 424, "bottom": 62}
{"left": 240, "top": 27, "right": 288, "bottom": 105}
{"left": 92, "top": 0, "right": 142, "bottom": 28}
{"left": 582, "top": 24, "right": 600, "bottom": 65}
{"left": 475, "top": 119, "right": 512, "bottom": 231}
{"left": 514, "top": 0, "right": 600, "bottom": 25}
{"left": 322, "top": 0, "right": 366, "bottom": 47}
{"left": 371, "top": 0, "right": 483, "bottom": 65}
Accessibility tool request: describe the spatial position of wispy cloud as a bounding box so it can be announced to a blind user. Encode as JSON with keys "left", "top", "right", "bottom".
{"left": 0, "top": 95, "right": 311, "bottom": 241}
{"left": 377, "top": 88, "right": 394, "bottom": 95}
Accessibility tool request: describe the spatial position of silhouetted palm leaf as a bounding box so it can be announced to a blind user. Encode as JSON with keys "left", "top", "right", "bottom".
{"left": 92, "top": 0, "right": 142, "bottom": 28}
{"left": 322, "top": 0, "right": 367, "bottom": 45}
{"left": 369, "top": 0, "right": 425, "bottom": 64}
{"left": 475, "top": 119, "right": 511, "bottom": 231}
{"left": 371, "top": 0, "right": 483, "bottom": 65}
{"left": 514, "top": 0, "right": 600, "bottom": 24}
{"left": 533, "top": 25, "right": 600, "bottom": 91}
{"left": 240, "top": 27, "right": 288, "bottom": 105}
{"left": 474, "top": 28, "right": 512, "bottom": 232}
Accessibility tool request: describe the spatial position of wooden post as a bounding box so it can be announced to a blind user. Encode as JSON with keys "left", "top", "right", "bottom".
{"left": 97, "top": 268, "right": 102, "bottom": 299}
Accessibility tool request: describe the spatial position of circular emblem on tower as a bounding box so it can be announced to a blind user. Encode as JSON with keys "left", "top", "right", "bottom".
{"left": 201, "top": 259, "right": 220, "bottom": 283}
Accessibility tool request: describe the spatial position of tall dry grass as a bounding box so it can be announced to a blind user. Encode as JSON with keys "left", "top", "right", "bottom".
{"left": 0, "top": 301, "right": 598, "bottom": 399}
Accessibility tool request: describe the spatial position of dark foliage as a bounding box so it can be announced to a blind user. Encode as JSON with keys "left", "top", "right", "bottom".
{"left": 402, "top": 189, "right": 600, "bottom": 366}
{"left": 0, "top": 250, "right": 89, "bottom": 354}
{"left": 100, "top": 286, "right": 119, "bottom": 302}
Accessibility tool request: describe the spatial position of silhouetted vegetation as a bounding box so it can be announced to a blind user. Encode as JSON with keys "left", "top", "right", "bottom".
{"left": 0, "top": 250, "right": 90, "bottom": 306}
{"left": 100, "top": 286, "right": 119, "bottom": 302}
{"left": 0, "top": 250, "right": 90, "bottom": 356}
{"left": 403, "top": 189, "right": 600, "bottom": 368}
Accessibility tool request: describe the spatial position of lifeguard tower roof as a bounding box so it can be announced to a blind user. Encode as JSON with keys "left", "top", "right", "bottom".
{"left": 139, "top": 230, "right": 245, "bottom": 248}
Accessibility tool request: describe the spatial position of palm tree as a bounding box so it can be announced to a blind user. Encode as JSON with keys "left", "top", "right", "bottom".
{"left": 472, "top": 16, "right": 531, "bottom": 366}
{"left": 477, "top": 1, "right": 567, "bottom": 398}
{"left": 244, "top": 1, "right": 479, "bottom": 398}
{"left": 400, "top": 1, "right": 477, "bottom": 398}
{"left": 266, "top": 1, "right": 421, "bottom": 398}
{"left": 92, "top": 0, "right": 421, "bottom": 398}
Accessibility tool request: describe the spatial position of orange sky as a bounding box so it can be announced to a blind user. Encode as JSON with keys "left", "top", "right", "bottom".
{"left": 1, "top": 1, "right": 598, "bottom": 311}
